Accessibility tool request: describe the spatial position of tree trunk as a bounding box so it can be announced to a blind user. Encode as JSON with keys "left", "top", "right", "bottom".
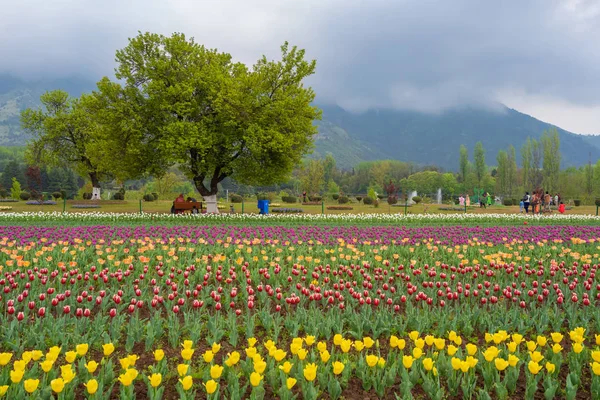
{"left": 89, "top": 171, "right": 101, "bottom": 200}
{"left": 192, "top": 168, "right": 227, "bottom": 214}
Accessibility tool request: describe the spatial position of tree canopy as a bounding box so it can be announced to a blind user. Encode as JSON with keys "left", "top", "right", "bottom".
{"left": 94, "top": 32, "right": 320, "bottom": 196}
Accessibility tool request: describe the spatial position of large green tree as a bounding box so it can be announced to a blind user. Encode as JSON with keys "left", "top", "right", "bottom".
{"left": 96, "top": 32, "right": 320, "bottom": 207}
{"left": 459, "top": 145, "right": 468, "bottom": 183}
{"left": 20, "top": 91, "right": 105, "bottom": 190}
{"left": 474, "top": 142, "right": 486, "bottom": 186}
{"left": 541, "top": 128, "right": 561, "bottom": 193}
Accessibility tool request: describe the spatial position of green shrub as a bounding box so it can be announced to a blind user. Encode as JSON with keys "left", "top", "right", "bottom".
{"left": 230, "top": 194, "right": 243, "bottom": 203}
{"left": 0, "top": 188, "right": 7, "bottom": 198}
{"left": 52, "top": 192, "right": 62, "bottom": 200}
{"left": 152, "top": 192, "right": 159, "bottom": 200}
{"left": 387, "top": 195, "right": 398, "bottom": 205}
{"left": 113, "top": 192, "right": 125, "bottom": 200}
{"left": 363, "top": 196, "right": 375, "bottom": 205}
{"left": 332, "top": 193, "right": 340, "bottom": 200}
{"left": 20, "top": 191, "right": 31, "bottom": 201}
{"left": 338, "top": 195, "right": 349, "bottom": 204}
{"left": 143, "top": 194, "right": 155, "bottom": 202}
{"left": 356, "top": 196, "right": 363, "bottom": 202}
{"left": 595, "top": 198, "right": 600, "bottom": 207}
{"left": 282, "top": 195, "right": 297, "bottom": 204}
{"left": 503, "top": 198, "right": 513, "bottom": 206}
{"left": 412, "top": 196, "right": 422, "bottom": 204}
{"left": 309, "top": 195, "right": 322, "bottom": 202}
{"left": 574, "top": 199, "right": 581, "bottom": 207}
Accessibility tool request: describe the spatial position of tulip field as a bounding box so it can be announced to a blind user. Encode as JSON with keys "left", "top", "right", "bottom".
{"left": 1, "top": 219, "right": 600, "bottom": 399}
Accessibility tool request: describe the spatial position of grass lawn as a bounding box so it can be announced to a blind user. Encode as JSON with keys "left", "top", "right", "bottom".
{"left": 0, "top": 199, "right": 597, "bottom": 215}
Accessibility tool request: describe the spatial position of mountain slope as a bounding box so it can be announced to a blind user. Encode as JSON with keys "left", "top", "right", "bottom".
{"left": 317, "top": 104, "right": 600, "bottom": 169}
{"left": 1, "top": 74, "right": 599, "bottom": 170}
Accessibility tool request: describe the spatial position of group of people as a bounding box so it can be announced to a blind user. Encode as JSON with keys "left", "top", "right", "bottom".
{"left": 520, "top": 191, "right": 565, "bottom": 214}
{"left": 458, "top": 193, "right": 492, "bottom": 208}
{"left": 171, "top": 194, "right": 201, "bottom": 214}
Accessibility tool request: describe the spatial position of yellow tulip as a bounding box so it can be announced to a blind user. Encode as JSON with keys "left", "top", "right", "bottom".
{"left": 403, "top": 355, "right": 414, "bottom": 369}
{"left": 528, "top": 361, "right": 542, "bottom": 375}
{"left": 305, "top": 336, "right": 315, "bottom": 346}
{"left": 546, "top": 362, "right": 556, "bottom": 373}
{"left": 24, "top": 378, "right": 39, "bottom": 393}
{"left": 512, "top": 333, "right": 523, "bottom": 345}
{"left": 179, "top": 376, "right": 193, "bottom": 391}
{"left": 22, "top": 352, "right": 33, "bottom": 364}
{"left": 0, "top": 353, "right": 12, "bottom": 366}
{"left": 536, "top": 336, "right": 547, "bottom": 347}
{"left": 182, "top": 340, "right": 193, "bottom": 350}
{"left": 378, "top": 357, "right": 385, "bottom": 368}
{"left": 154, "top": 349, "right": 165, "bottom": 361}
{"left": 273, "top": 349, "right": 287, "bottom": 362}
{"left": 592, "top": 351, "right": 600, "bottom": 363}
{"left": 51, "top": 378, "right": 65, "bottom": 393}
{"left": 396, "top": 338, "right": 406, "bottom": 350}
{"left": 466, "top": 343, "right": 478, "bottom": 356}
{"left": 354, "top": 341, "right": 365, "bottom": 352}
{"left": 0, "top": 386, "right": 8, "bottom": 397}
{"left": 332, "top": 361, "right": 345, "bottom": 375}
{"left": 409, "top": 331, "right": 420, "bottom": 341}
{"left": 101, "top": 343, "right": 114, "bottom": 357}
{"left": 303, "top": 363, "right": 317, "bottom": 381}
{"left": 552, "top": 344, "right": 563, "bottom": 354}
{"left": 444, "top": 344, "right": 457, "bottom": 357}
{"left": 76, "top": 344, "right": 89, "bottom": 357}
{"left": 254, "top": 360, "right": 267, "bottom": 374}
{"left": 61, "top": 365, "right": 76, "bottom": 383}
{"left": 13, "top": 359, "right": 26, "bottom": 371}
{"left": 85, "top": 379, "right": 98, "bottom": 394}
{"left": 119, "top": 357, "right": 131, "bottom": 370}
{"left": 333, "top": 334, "right": 343, "bottom": 346}
{"left": 225, "top": 351, "right": 241, "bottom": 367}
{"left": 485, "top": 333, "right": 493, "bottom": 343}
{"left": 423, "top": 357, "right": 434, "bottom": 371}
{"left": 596, "top": 334, "right": 600, "bottom": 346}
{"left": 317, "top": 342, "right": 328, "bottom": 353}
{"left": 573, "top": 343, "right": 584, "bottom": 354}
{"left": 453, "top": 336, "right": 463, "bottom": 346}
{"left": 211, "top": 343, "right": 221, "bottom": 354}
{"left": 529, "top": 351, "right": 544, "bottom": 363}
{"left": 483, "top": 346, "right": 499, "bottom": 362}
{"left": 363, "top": 337, "right": 375, "bottom": 348}
{"left": 320, "top": 350, "right": 331, "bottom": 363}
{"left": 451, "top": 357, "right": 462, "bottom": 370}
{"left": 592, "top": 362, "right": 600, "bottom": 376}
{"left": 10, "top": 369, "right": 24, "bottom": 383}
{"left": 526, "top": 341, "right": 537, "bottom": 352}
{"left": 127, "top": 355, "right": 139, "bottom": 367}
{"left": 41, "top": 359, "right": 54, "bottom": 373}
{"left": 414, "top": 338, "right": 425, "bottom": 349}
{"left": 551, "top": 333, "right": 563, "bottom": 343}
{"left": 434, "top": 338, "right": 445, "bottom": 350}
{"left": 297, "top": 348, "right": 307, "bottom": 360}
{"left": 85, "top": 360, "right": 98, "bottom": 374}
{"left": 508, "top": 354, "right": 520, "bottom": 367}
{"left": 250, "top": 372, "right": 263, "bottom": 387}
{"left": 366, "top": 354, "right": 378, "bottom": 367}
{"left": 149, "top": 373, "right": 162, "bottom": 388}
{"left": 31, "top": 350, "right": 43, "bottom": 361}
{"left": 279, "top": 361, "right": 293, "bottom": 374}
{"left": 203, "top": 350, "right": 214, "bottom": 363}
{"left": 448, "top": 331, "right": 457, "bottom": 342}
{"left": 126, "top": 368, "right": 138, "bottom": 381}
{"left": 412, "top": 347, "right": 423, "bottom": 359}
{"left": 247, "top": 337, "right": 257, "bottom": 347}
{"left": 210, "top": 365, "right": 223, "bottom": 379}
{"left": 466, "top": 356, "right": 478, "bottom": 368}
{"left": 65, "top": 351, "right": 77, "bottom": 363}
{"left": 507, "top": 341, "right": 518, "bottom": 353}
{"left": 181, "top": 348, "right": 194, "bottom": 361}
{"left": 390, "top": 335, "right": 400, "bottom": 348}
{"left": 459, "top": 360, "right": 471, "bottom": 373}
{"left": 286, "top": 377, "right": 297, "bottom": 389}
{"left": 425, "top": 335, "right": 435, "bottom": 346}
{"left": 340, "top": 339, "right": 352, "bottom": 353}
{"left": 495, "top": 358, "right": 509, "bottom": 371}
{"left": 177, "top": 364, "right": 189, "bottom": 377}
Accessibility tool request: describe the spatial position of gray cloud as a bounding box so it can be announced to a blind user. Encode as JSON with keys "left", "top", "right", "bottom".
{"left": 1, "top": 0, "right": 600, "bottom": 132}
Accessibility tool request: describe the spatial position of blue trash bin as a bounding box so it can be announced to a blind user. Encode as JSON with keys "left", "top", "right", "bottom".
{"left": 257, "top": 200, "right": 270, "bottom": 215}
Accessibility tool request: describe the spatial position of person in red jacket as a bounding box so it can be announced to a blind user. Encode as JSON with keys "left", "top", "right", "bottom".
{"left": 558, "top": 202, "right": 565, "bottom": 214}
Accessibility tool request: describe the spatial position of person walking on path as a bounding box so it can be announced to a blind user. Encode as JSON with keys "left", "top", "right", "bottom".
{"left": 523, "top": 192, "right": 530, "bottom": 213}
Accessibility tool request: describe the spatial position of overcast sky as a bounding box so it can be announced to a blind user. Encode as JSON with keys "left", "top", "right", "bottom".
{"left": 2, "top": 0, "right": 600, "bottom": 133}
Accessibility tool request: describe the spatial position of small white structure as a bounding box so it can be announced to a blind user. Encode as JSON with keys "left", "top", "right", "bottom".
{"left": 204, "top": 195, "right": 219, "bottom": 213}
{"left": 407, "top": 190, "right": 418, "bottom": 205}
{"left": 436, "top": 188, "right": 442, "bottom": 204}
{"left": 91, "top": 187, "right": 101, "bottom": 200}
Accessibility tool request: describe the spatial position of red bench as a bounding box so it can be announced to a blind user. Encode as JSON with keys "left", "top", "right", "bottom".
{"left": 172, "top": 202, "right": 203, "bottom": 214}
